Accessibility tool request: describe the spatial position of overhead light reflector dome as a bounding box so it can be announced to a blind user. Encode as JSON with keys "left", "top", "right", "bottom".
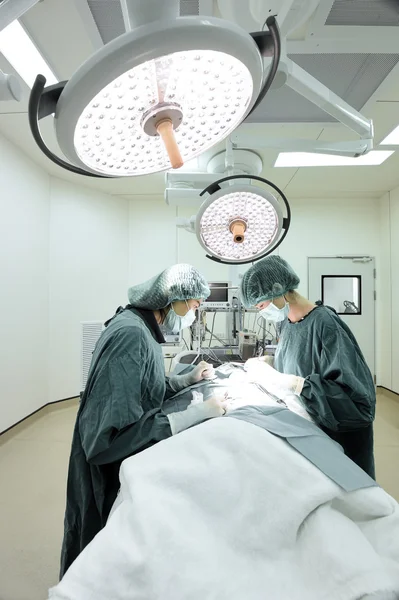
{"left": 67, "top": 49, "right": 254, "bottom": 177}
{"left": 28, "top": 13, "right": 281, "bottom": 178}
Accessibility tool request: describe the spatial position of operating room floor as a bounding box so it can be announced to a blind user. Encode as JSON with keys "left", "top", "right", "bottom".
{"left": 1, "top": 391, "right": 399, "bottom": 600}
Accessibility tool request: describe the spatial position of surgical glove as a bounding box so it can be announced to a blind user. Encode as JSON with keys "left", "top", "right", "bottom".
{"left": 167, "top": 394, "right": 228, "bottom": 435}
{"left": 191, "top": 391, "right": 204, "bottom": 406}
{"left": 252, "top": 354, "right": 275, "bottom": 367}
{"left": 188, "top": 361, "right": 215, "bottom": 383}
{"left": 245, "top": 359, "right": 304, "bottom": 399}
{"left": 169, "top": 361, "right": 215, "bottom": 392}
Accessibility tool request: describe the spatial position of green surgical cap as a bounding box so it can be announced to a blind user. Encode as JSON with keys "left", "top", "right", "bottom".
{"left": 241, "top": 255, "right": 300, "bottom": 308}
{"left": 128, "top": 264, "right": 210, "bottom": 310}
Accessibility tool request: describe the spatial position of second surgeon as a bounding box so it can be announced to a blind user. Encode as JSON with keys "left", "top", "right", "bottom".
{"left": 241, "top": 256, "right": 376, "bottom": 479}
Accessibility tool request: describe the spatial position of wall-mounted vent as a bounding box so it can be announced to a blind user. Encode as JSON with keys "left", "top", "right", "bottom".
{"left": 179, "top": 0, "right": 200, "bottom": 16}
{"left": 87, "top": 0, "right": 125, "bottom": 44}
{"left": 326, "top": 0, "right": 399, "bottom": 27}
{"left": 87, "top": 0, "right": 202, "bottom": 45}
{"left": 81, "top": 321, "right": 104, "bottom": 391}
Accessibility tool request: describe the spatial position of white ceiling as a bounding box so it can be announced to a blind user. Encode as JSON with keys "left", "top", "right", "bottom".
{"left": 0, "top": 0, "right": 398, "bottom": 200}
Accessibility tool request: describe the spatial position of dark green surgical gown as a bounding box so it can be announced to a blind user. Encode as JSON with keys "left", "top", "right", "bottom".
{"left": 274, "top": 306, "right": 376, "bottom": 478}
{"left": 60, "top": 307, "right": 174, "bottom": 577}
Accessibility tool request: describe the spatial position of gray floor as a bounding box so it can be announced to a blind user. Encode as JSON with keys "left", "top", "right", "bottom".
{"left": 1, "top": 392, "right": 399, "bottom": 600}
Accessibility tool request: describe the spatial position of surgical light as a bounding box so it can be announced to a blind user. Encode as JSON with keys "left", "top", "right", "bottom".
{"left": 195, "top": 175, "right": 291, "bottom": 265}
{"left": 28, "top": 0, "right": 281, "bottom": 178}
{"left": 70, "top": 49, "right": 254, "bottom": 176}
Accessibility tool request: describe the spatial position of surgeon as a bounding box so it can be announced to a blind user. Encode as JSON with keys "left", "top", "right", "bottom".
{"left": 241, "top": 255, "right": 376, "bottom": 478}
{"left": 60, "top": 264, "right": 227, "bottom": 577}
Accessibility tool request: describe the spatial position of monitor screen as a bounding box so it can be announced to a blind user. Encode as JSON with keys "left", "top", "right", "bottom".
{"left": 207, "top": 282, "right": 229, "bottom": 303}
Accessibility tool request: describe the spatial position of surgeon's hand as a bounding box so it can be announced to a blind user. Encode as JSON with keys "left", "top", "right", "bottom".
{"left": 187, "top": 361, "right": 215, "bottom": 384}
{"left": 167, "top": 392, "right": 228, "bottom": 435}
{"left": 202, "top": 393, "right": 229, "bottom": 417}
{"left": 169, "top": 361, "right": 216, "bottom": 393}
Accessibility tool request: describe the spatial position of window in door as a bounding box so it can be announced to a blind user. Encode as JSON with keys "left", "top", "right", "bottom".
{"left": 322, "top": 275, "right": 361, "bottom": 315}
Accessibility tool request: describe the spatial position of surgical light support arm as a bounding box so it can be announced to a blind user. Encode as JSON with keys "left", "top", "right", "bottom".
{"left": 0, "top": 0, "right": 39, "bottom": 33}
{"left": 235, "top": 54, "right": 374, "bottom": 157}
{"left": 283, "top": 57, "right": 373, "bottom": 140}
{"left": 230, "top": 135, "right": 373, "bottom": 158}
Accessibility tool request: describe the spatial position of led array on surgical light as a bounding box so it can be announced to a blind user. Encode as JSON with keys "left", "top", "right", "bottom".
{"left": 199, "top": 190, "right": 280, "bottom": 262}
{"left": 28, "top": 12, "right": 281, "bottom": 178}
{"left": 195, "top": 176, "right": 291, "bottom": 265}
{"left": 74, "top": 50, "right": 253, "bottom": 176}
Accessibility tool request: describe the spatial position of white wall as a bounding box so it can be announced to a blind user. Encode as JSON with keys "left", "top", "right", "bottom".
{"left": 280, "top": 197, "right": 386, "bottom": 385}
{"left": 376, "top": 188, "right": 399, "bottom": 393}
{"left": 278, "top": 197, "right": 381, "bottom": 296}
{"left": 390, "top": 187, "right": 399, "bottom": 393}
{"left": 0, "top": 135, "right": 50, "bottom": 432}
{"left": 0, "top": 133, "right": 130, "bottom": 431}
{"left": 128, "top": 199, "right": 231, "bottom": 284}
{"left": 128, "top": 199, "right": 178, "bottom": 284}
{"left": 377, "top": 194, "right": 392, "bottom": 390}
{"left": 49, "top": 179, "right": 129, "bottom": 401}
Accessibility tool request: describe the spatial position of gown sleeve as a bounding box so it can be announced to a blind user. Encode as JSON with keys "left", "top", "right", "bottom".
{"left": 300, "top": 326, "right": 375, "bottom": 432}
{"left": 78, "top": 328, "right": 172, "bottom": 466}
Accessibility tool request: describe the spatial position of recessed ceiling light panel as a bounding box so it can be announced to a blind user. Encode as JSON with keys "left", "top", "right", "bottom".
{"left": 0, "top": 20, "right": 57, "bottom": 89}
{"left": 275, "top": 151, "right": 394, "bottom": 167}
{"left": 380, "top": 125, "right": 399, "bottom": 146}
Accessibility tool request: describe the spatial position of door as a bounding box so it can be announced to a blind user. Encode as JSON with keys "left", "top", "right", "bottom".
{"left": 308, "top": 256, "right": 376, "bottom": 380}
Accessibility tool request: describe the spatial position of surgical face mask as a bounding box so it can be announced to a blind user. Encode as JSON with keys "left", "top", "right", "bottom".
{"left": 163, "top": 302, "right": 196, "bottom": 334}
{"left": 259, "top": 300, "right": 289, "bottom": 323}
